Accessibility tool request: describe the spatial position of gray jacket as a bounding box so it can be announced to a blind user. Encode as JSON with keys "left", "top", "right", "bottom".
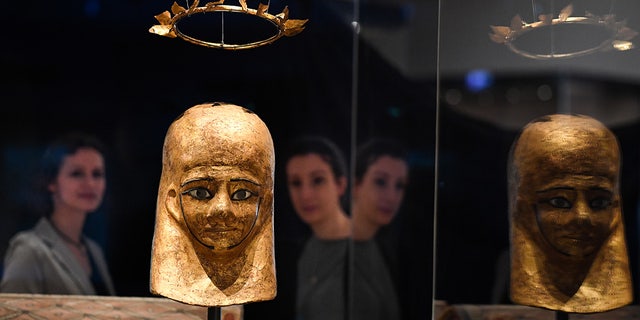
{"left": 0, "top": 217, "right": 116, "bottom": 295}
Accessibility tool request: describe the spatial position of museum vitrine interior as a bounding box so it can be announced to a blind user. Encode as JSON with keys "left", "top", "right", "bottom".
{"left": 2, "top": 0, "right": 640, "bottom": 319}
{"left": 436, "top": 0, "right": 640, "bottom": 318}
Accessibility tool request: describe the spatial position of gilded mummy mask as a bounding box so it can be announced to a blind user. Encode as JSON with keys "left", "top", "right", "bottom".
{"left": 508, "top": 113, "right": 632, "bottom": 313}
{"left": 150, "top": 102, "right": 276, "bottom": 306}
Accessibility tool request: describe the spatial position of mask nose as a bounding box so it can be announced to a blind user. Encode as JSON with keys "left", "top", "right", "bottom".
{"left": 205, "top": 192, "right": 234, "bottom": 223}
{"left": 571, "top": 195, "right": 594, "bottom": 226}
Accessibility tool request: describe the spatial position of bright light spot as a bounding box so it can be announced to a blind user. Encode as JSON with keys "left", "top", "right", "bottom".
{"left": 465, "top": 69, "right": 493, "bottom": 92}
{"left": 613, "top": 40, "right": 634, "bottom": 51}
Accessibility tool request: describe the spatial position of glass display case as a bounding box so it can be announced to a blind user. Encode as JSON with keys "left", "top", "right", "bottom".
{"left": 5, "top": 0, "right": 638, "bottom": 318}
{"left": 435, "top": 0, "right": 640, "bottom": 313}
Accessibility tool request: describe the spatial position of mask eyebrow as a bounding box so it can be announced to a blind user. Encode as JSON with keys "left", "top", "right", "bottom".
{"left": 181, "top": 177, "right": 262, "bottom": 188}
{"left": 230, "top": 178, "right": 261, "bottom": 187}
{"left": 536, "top": 185, "right": 614, "bottom": 194}
{"left": 181, "top": 177, "right": 213, "bottom": 187}
{"left": 536, "top": 186, "right": 574, "bottom": 194}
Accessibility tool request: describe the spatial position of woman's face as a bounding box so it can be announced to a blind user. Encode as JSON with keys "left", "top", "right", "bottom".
{"left": 286, "top": 154, "right": 346, "bottom": 226}
{"left": 49, "top": 147, "right": 106, "bottom": 214}
{"left": 354, "top": 156, "right": 408, "bottom": 227}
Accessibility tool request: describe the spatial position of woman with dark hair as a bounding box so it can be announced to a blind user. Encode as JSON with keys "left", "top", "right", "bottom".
{"left": 352, "top": 137, "right": 409, "bottom": 241}
{"left": 351, "top": 137, "right": 409, "bottom": 320}
{"left": 0, "top": 132, "right": 116, "bottom": 295}
{"left": 285, "top": 135, "right": 351, "bottom": 320}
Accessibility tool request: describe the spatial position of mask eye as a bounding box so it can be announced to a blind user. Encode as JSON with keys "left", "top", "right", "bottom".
{"left": 231, "top": 189, "right": 255, "bottom": 201}
{"left": 548, "top": 197, "right": 572, "bottom": 209}
{"left": 590, "top": 198, "right": 612, "bottom": 210}
{"left": 183, "top": 187, "right": 212, "bottom": 200}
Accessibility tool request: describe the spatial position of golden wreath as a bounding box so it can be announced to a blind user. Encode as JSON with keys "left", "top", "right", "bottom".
{"left": 149, "top": 0, "right": 308, "bottom": 50}
{"left": 489, "top": 4, "right": 637, "bottom": 59}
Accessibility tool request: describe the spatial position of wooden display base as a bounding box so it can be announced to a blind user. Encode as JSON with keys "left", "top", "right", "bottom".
{"left": 434, "top": 302, "right": 640, "bottom": 320}
{"left": 0, "top": 293, "right": 242, "bottom": 319}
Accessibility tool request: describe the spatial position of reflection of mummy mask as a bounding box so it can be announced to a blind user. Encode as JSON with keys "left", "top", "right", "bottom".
{"left": 508, "top": 114, "right": 632, "bottom": 313}
{"left": 150, "top": 102, "right": 276, "bottom": 306}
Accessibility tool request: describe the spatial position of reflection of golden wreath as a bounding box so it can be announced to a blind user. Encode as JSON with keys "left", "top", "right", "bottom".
{"left": 489, "top": 4, "right": 637, "bottom": 60}
{"left": 149, "top": 0, "right": 308, "bottom": 50}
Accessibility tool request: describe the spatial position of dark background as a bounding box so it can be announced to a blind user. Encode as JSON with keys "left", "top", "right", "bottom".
{"left": 4, "top": 0, "right": 640, "bottom": 317}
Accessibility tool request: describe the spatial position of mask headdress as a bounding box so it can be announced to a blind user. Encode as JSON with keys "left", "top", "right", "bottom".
{"left": 150, "top": 102, "right": 276, "bottom": 307}
{"left": 509, "top": 114, "right": 632, "bottom": 313}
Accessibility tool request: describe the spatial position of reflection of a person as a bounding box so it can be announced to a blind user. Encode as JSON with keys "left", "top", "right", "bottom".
{"left": 351, "top": 137, "right": 408, "bottom": 320}
{"left": 0, "top": 132, "right": 116, "bottom": 295}
{"left": 284, "top": 135, "right": 351, "bottom": 320}
{"left": 150, "top": 102, "right": 276, "bottom": 307}
{"left": 508, "top": 114, "right": 632, "bottom": 313}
